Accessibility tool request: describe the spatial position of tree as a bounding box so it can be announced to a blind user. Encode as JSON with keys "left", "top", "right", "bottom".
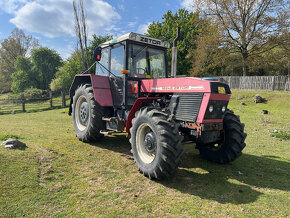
{"left": 0, "top": 28, "right": 39, "bottom": 92}
{"left": 73, "top": 0, "right": 89, "bottom": 71}
{"left": 50, "top": 35, "right": 111, "bottom": 91}
{"left": 188, "top": 0, "right": 289, "bottom": 76}
{"left": 188, "top": 18, "right": 226, "bottom": 76}
{"left": 50, "top": 52, "right": 82, "bottom": 91}
{"left": 11, "top": 57, "right": 39, "bottom": 93}
{"left": 147, "top": 9, "right": 199, "bottom": 75}
{"left": 248, "top": 34, "right": 290, "bottom": 75}
{"left": 31, "top": 47, "right": 62, "bottom": 90}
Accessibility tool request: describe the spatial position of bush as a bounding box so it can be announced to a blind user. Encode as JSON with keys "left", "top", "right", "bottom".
{"left": 23, "top": 88, "right": 47, "bottom": 100}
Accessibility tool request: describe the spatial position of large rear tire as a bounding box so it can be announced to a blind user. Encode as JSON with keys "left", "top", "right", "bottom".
{"left": 197, "top": 110, "right": 247, "bottom": 163}
{"left": 129, "top": 107, "right": 184, "bottom": 179}
{"left": 72, "top": 84, "right": 104, "bottom": 142}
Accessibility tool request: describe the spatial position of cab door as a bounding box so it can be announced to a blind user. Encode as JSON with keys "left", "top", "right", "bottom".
{"left": 109, "top": 44, "right": 125, "bottom": 108}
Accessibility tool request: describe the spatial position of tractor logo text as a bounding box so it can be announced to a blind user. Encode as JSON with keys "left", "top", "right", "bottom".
{"left": 151, "top": 85, "right": 204, "bottom": 91}
{"left": 140, "top": 37, "right": 161, "bottom": 45}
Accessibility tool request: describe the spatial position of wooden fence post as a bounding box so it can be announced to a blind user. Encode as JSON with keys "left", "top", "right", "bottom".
{"left": 49, "top": 91, "right": 53, "bottom": 108}
{"left": 61, "top": 90, "right": 66, "bottom": 108}
{"left": 21, "top": 94, "right": 26, "bottom": 112}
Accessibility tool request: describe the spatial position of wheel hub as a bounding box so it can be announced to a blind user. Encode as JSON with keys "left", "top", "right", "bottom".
{"left": 144, "top": 132, "right": 156, "bottom": 154}
{"left": 79, "top": 101, "right": 89, "bottom": 124}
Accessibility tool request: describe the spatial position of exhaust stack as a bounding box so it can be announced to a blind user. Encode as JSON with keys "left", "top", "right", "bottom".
{"left": 171, "top": 27, "right": 180, "bottom": 78}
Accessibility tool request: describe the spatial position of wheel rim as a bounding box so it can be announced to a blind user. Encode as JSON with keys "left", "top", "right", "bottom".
{"left": 136, "top": 123, "right": 157, "bottom": 164}
{"left": 75, "top": 96, "right": 89, "bottom": 131}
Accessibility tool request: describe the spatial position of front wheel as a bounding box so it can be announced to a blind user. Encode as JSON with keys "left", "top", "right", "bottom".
{"left": 197, "top": 110, "right": 247, "bottom": 163}
{"left": 129, "top": 107, "right": 184, "bottom": 180}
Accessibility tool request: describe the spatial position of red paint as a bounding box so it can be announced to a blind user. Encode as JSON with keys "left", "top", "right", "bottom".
{"left": 196, "top": 93, "right": 211, "bottom": 123}
{"left": 126, "top": 97, "right": 162, "bottom": 132}
{"left": 210, "top": 93, "right": 231, "bottom": 101}
{"left": 197, "top": 93, "right": 231, "bottom": 123}
{"left": 141, "top": 77, "right": 211, "bottom": 93}
{"left": 90, "top": 75, "right": 113, "bottom": 106}
{"left": 130, "top": 81, "right": 138, "bottom": 94}
{"left": 75, "top": 74, "right": 113, "bottom": 107}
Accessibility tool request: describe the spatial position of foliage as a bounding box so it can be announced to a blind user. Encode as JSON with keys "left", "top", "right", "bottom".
{"left": 50, "top": 52, "right": 82, "bottom": 91}
{"left": 147, "top": 9, "right": 199, "bottom": 75}
{"left": 23, "top": 88, "right": 47, "bottom": 100}
{"left": 0, "top": 28, "right": 39, "bottom": 92}
{"left": 189, "top": 0, "right": 289, "bottom": 76}
{"left": 31, "top": 47, "right": 63, "bottom": 90}
{"left": 188, "top": 18, "right": 225, "bottom": 76}
{"left": 50, "top": 35, "right": 111, "bottom": 91}
{"left": 11, "top": 57, "right": 39, "bottom": 93}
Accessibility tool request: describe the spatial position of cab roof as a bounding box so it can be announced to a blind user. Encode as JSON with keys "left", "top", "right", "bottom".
{"left": 99, "top": 32, "right": 170, "bottom": 49}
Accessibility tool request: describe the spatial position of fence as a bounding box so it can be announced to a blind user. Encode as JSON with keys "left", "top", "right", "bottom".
{"left": 0, "top": 91, "right": 69, "bottom": 114}
{"left": 217, "top": 76, "right": 290, "bottom": 91}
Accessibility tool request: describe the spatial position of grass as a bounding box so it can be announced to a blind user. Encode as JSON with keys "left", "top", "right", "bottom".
{"left": 271, "top": 131, "right": 290, "bottom": 140}
{"left": 0, "top": 134, "right": 22, "bottom": 141}
{"left": 0, "top": 90, "right": 289, "bottom": 217}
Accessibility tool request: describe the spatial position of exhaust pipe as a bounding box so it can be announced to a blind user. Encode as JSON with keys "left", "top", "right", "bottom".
{"left": 171, "top": 27, "right": 180, "bottom": 78}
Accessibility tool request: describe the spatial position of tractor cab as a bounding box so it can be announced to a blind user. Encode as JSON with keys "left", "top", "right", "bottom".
{"left": 96, "top": 32, "right": 170, "bottom": 78}
{"left": 94, "top": 33, "right": 170, "bottom": 108}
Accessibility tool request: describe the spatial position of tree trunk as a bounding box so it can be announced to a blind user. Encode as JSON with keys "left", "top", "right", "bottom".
{"left": 242, "top": 51, "right": 249, "bottom": 76}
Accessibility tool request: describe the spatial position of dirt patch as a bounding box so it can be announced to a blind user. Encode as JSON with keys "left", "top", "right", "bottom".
{"left": 35, "top": 148, "right": 61, "bottom": 185}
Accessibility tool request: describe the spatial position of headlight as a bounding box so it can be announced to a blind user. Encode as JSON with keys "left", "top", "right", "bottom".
{"left": 209, "top": 105, "right": 214, "bottom": 112}
{"left": 222, "top": 106, "right": 226, "bottom": 113}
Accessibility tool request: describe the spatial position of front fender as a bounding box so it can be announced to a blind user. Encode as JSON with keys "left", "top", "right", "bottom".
{"left": 126, "top": 97, "right": 162, "bottom": 132}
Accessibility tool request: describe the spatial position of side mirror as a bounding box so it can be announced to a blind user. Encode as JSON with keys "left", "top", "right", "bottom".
{"left": 93, "top": 46, "right": 102, "bottom": 61}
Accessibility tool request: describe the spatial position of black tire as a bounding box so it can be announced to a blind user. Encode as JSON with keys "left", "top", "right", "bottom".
{"left": 72, "top": 84, "right": 104, "bottom": 142}
{"left": 129, "top": 107, "right": 184, "bottom": 179}
{"left": 197, "top": 110, "right": 247, "bottom": 163}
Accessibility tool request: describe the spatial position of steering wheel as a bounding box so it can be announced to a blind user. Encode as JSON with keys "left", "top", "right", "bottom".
{"left": 136, "top": 68, "right": 147, "bottom": 75}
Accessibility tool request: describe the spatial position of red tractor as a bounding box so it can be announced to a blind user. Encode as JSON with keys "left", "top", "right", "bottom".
{"left": 69, "top": 29, "right": 247, "bottom": 179}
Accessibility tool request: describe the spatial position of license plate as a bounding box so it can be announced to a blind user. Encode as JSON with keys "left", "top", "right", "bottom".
{"left": 218, "top": 87, "right": 226, "bottom": 94}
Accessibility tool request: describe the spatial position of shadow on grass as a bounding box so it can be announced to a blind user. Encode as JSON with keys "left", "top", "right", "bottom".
{"left": 90, "top": 134, "right": 290, "bottom": 204}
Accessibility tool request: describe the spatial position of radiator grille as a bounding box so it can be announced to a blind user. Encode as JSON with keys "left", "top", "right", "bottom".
{"left": 171, "top": 93, "right": 203, "bottom": 122}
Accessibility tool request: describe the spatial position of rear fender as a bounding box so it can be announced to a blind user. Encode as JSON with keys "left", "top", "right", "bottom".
{"left": 69, "top": 74, "right": 113, "bottom": 115}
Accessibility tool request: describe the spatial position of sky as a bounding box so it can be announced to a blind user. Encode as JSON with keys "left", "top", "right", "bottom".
{"left": 0, "top": 0, "right": 192, "bottom": 59}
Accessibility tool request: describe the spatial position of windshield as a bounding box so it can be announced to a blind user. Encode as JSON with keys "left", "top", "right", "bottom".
{"left": 128, "top": 43, "right": 166, "bottom": 78}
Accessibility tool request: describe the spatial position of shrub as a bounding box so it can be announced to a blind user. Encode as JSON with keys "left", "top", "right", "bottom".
{"left": 23, "top": 88, "right": 47, "bottom": 100}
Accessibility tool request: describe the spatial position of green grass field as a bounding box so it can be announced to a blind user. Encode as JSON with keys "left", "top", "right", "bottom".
{"left": 0, "top": 90, "right": 289, "bottom": 217}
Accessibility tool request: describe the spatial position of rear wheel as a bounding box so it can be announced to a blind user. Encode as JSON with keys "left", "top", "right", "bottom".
{"left": 130, "top": 107, "right": 184, "bottom": 179}
{"left": 197, "top": 110, "right": 247, "bottom": 163}
{"left": 72, "top": 84, "right": 104, "bottom": 142}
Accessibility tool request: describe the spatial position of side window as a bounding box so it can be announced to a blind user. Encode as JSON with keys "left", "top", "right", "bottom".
{"left": 111, "top": 45, "right": 124, "bottom": 76}
{"left": 150, "top": 53, "right": 165, "bottom": 78}
{"left": 96, "top": 47, "right": 109, "bottom": 75}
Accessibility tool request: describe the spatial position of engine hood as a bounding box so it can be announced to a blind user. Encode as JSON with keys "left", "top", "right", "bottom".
{"left": 140, "top": 77, "right": 231, "bottom": 94}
